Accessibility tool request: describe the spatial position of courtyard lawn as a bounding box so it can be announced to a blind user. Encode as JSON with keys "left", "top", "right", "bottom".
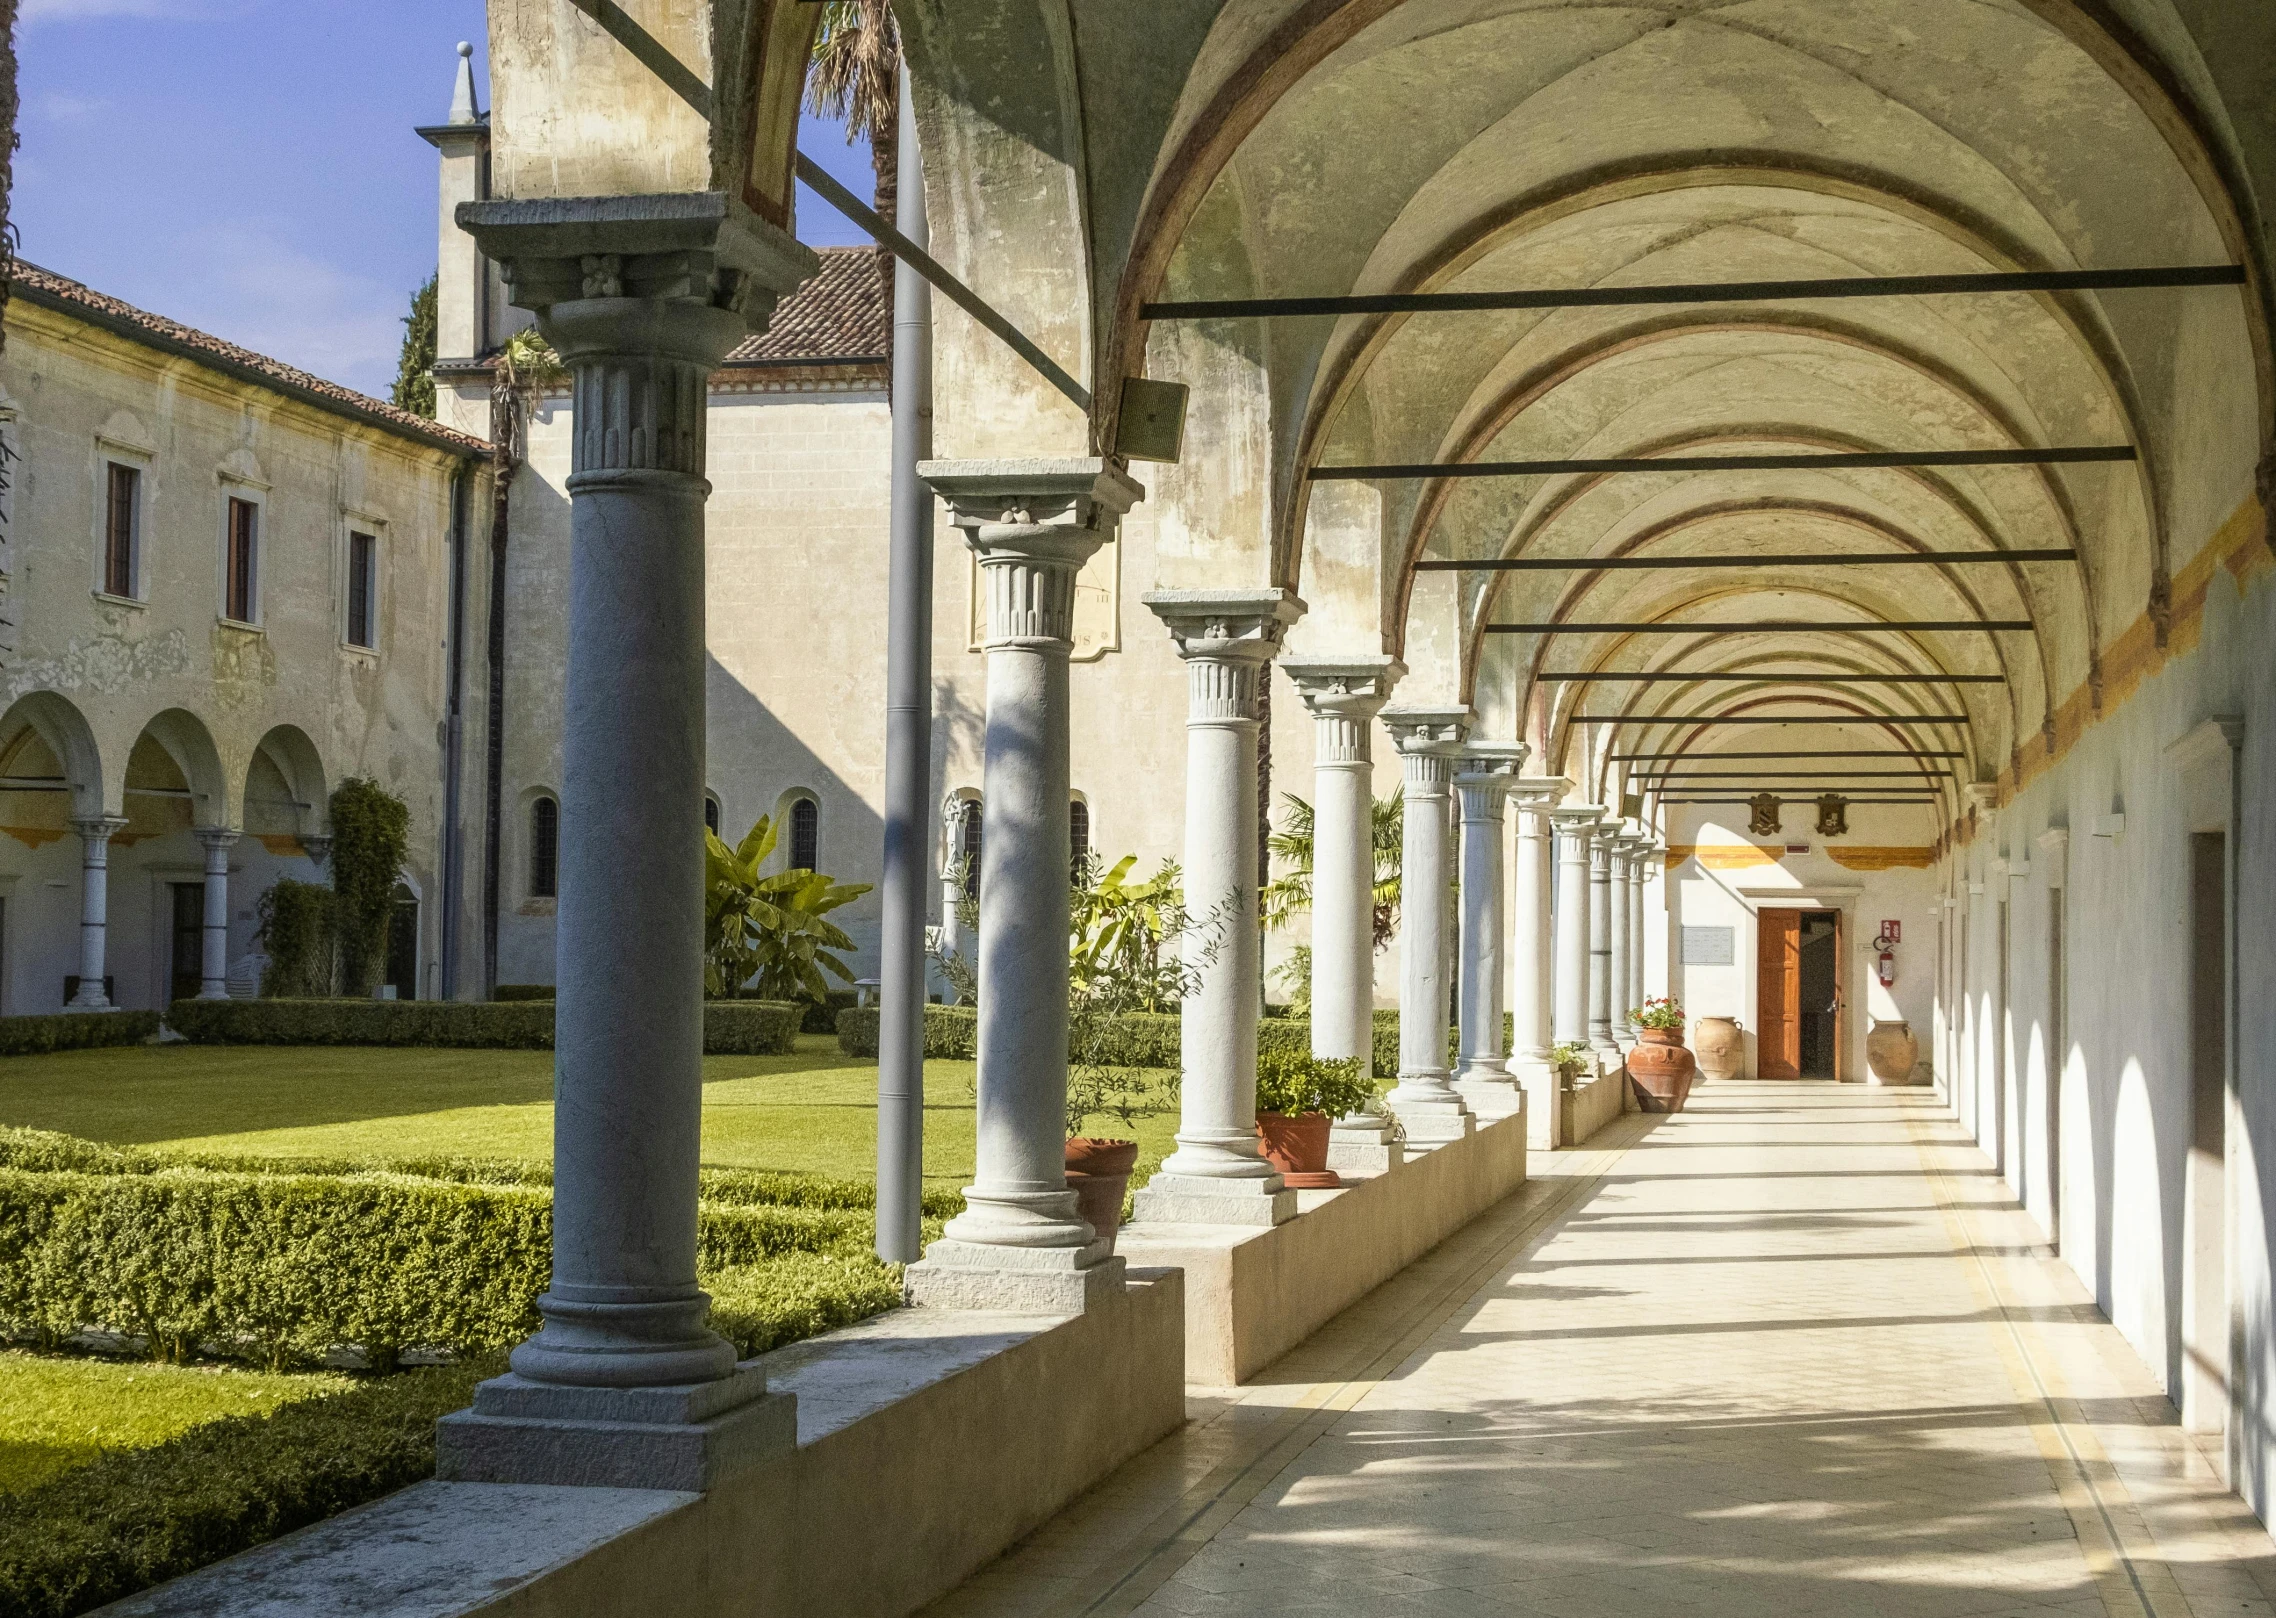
{"left": 0, "top": 1351, "right": 349, "bottom": 1496}
{"left": 0, "top": 1035, "right": 1180, "bottom": 1191}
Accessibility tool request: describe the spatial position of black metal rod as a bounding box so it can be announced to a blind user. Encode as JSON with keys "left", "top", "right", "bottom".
{"left": 1144, "top": 264, "right": 2244, "bottom": 321}
{"left": 1324, "top": 446, "right": 2130, "bottom": 482}
{"left": 1583, "top": 714, "right": 1973, "bottom": 726}
{"left": 1655, "top": 797, "right": 1943, "bottom": 806}
{"left": 1424, "top": 548, "right": 2076, "bottom": 571}
{"left": 1640, "top": 767, "right": 1954, "bottom": 776}
{"left": 1491, "top": 620, "right": 2032, "bottom": 634}
{"left": 1543, "top": 672, "right": 2002, "bottom": 684}
{"left": 1612, "top": 750, "right": 1967, "bottom": 761}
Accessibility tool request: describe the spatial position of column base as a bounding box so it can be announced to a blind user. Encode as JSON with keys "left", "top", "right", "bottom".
{"left": 1131, "top": 1174, "right": 1296, "bottom": 1227}
{"left": 1328, "top": 1109, "right": 1404, "bottom": 1176}
{"left": 905, "top": 1244, "right": 1124, "bottom": 1311}
{"left": 1386, "top": 1072, "right": 1476, "bottom": 1149}
{"left": 1454, "top": 1075, "right": 1526, "bottom": 1123}
{"left": 435, "top": 1367, "right": 792, "bottom": 1490}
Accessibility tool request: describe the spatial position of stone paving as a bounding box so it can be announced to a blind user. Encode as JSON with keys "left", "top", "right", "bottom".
{"left": 923, "top": 1082, "right": 2276, "bottom": 1618}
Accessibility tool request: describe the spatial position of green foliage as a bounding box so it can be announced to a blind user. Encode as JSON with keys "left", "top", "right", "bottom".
{"left": 1069, "top": 855, "right": 1196, "bottom": 1016}
{"left": 1550, "top": 1041, "right": 1590, "bottom": 1075}
{"left": 1253, "top": 1049, "right": 1376, "bottom": 1120}
{"left": 1629, "top": 996, "right": 1685, "bottom": 1032}
{"left": 1270, "top": 943, "right": 1312, "bottom": 1015}
{"left": 161, "top": 998, "right": 801, "bottom": 1056}
{"left": 389, "top": 274, "right": 438, "bottom": 419}
{"left": 1262, "top": 791, "right": 1404, "bottom": 948}
{"left": 0, "top": 1357, "right": 492, "bottom": 1618}
{"left": 705, "top": 814, "right": 872, "bottom": 1002}
{"left": 326, "top": 780, "right": 410, "bottom": 997}
{"left": 491, "top": 984, "right": 554, "bottom": 1003}
{"left": 0, "top": 1012, "right": 159, "bottom": 1058}
{"left": 254, "top": 878, "right": 336, "bottom": 998}
{"left": 706, "top": 1252, "right": 907, "bottom": 1358}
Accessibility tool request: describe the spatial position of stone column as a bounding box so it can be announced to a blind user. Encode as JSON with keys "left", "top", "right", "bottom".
{"left": 69, "top": 815, "right": 126, "bottom": 1009}
{"left": 1453, "top": 744, "right": 1527, "bottom": 1120}
{"left": 1587, "top": 825, "right": 1620, "bottom": 1057}
{"left": 196, "top": 829, "right": 239, "bottom": 1000}
{"left": 1607, "top": 833, "right": 1634, "bottom": 1046}
{"left": 1383, "top": 707, "right": 1474, "bottom": 1147}
{"left": 1507, "top": 783, "right": 1570, "bottom": 1111}
{"left": 1631, "top": 841, "right": 1657, "bottom": 1013}
{"left": 1550, "top": 807, "right": 1603, "bottom": 1055}
{"left": 907, "top": 460, "right": 1142, "bottom": 1303}
{"left": 441, "top": 194, "right": 819, "bottom": 1488}
{"left": 1134, "top": 592, "right": 1305, "bottom": 1225}
{"left": 1281, "top": 656, "right": 1404, "bottom": 1173}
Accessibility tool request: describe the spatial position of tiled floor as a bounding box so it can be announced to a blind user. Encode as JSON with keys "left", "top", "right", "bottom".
{"left": 922, "top": 1083, "right": 2276, "bottom": 1618}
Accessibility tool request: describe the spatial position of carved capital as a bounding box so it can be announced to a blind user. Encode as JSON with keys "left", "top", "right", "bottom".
{"left": 923, "top": 461, "right": 1143, "bottom": 654}
{"left": 1145, "top": 590, "right": 1305, "bottom": 726}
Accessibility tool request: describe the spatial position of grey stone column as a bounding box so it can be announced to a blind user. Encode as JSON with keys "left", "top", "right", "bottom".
{"left": 1282, "top": 656, "right": 1404, "bottom": 1175}
{"left": 1453, "top": 744, "right": 1526, "bottom": 1120}
{"left": 196, "top": 829, "right": 238, "bottom": 1000}
{"left": 1135, "top": 592, "right": 1304, "bottom": 1226}
{"left": 70, "top": 815, "right": 126, "bottom": 1009}
{"left": 906, "top": 460, "right": 1142, "bottom": 1307}
{"left": 440, "top": 193, "right": 819, "bottom": 1490}
{"left": 1588, "top": 827, "right": 1619, "bottom": 1056}
{"left": 1631, "top": 840, "right": 1657, "bottom": 1013}
{"left": 1550, "top": 807, "right": 1603, "bottom": 1053}
{"left": 1383, "top": 708, "right": 1473, "bottom": 1147}
{"left": 1508, "top": 781, "right": 1569, "bottom": 1111}
{"left": 1607, "top": 834, "right": 1633, "bottom": 1045}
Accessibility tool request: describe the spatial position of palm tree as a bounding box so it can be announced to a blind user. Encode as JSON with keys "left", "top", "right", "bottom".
{"left": 1263, "top": 792, "right": 1404, "bottom": 951}
{"left": 806, "top": 1, "right": 901, "bottom": 328}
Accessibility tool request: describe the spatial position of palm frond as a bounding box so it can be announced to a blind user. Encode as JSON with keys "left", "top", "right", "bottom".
{"left": 805, "top": 0, "right": 900, "bottom": 142}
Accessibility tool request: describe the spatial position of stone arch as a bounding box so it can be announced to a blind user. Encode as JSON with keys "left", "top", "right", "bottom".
{"left": 246, "top": 724, "right": 328, "bottom": 842}
{"left": 0, "top": 692, "right": 107, "bottom": 822}
{"left": 131, "top": 709, "right": 231, "bottom": 830}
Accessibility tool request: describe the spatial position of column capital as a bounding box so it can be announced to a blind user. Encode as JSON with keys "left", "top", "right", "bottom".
{"left": 1382, "top": 705, "right": 1472, "bottom": 757}
{"left": 1281, "top": 655, "right": 1405, "bottom": 719}
{"left": 71, "top": 814, "right": 128, "bottom": 842}
{"left": 1509, "top": 775, "right": 1574, "bottom": 813}
{"left": 1142, "top": 589, "right": 1306, "bottom": 666}
{"left": 1550, "top": 803, "right": 1607, "bottom": 832}
{"left": 1453, "top": 743, "right": 1528, "bottom": 820}
{"left": 194, "top": 826, "right": 242, "bottom": 851}
{"left": 927, "top": 461, "right": 1143, "bottom": 652}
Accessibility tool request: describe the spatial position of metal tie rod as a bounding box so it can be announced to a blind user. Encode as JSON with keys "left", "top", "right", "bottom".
{"left": 1638, "top": 770, "right": 1954, "bottom": 780}
{"left": 561, "top": 0, "right": 1091, "bottom": 412}
{"left": 1612, "top": 750, "right": 1968, "bottom": 760}
{"left": 1655, "top": 796, "right": 1943, "bottom": 806}
{"left": 1490, "top": 620, "right": 2032, "bottom": 633}
{"left": 1543, "top": 672, "right": 2003, "bottom": 684}
{"left": 1583, "top": 713, "right": 1973, "bottom": 725}
{"left": 1327, "top": 446, "right": 2131, "bottom": 482}
{"left": 1143, "top": 264, "right": 2244, "bottom": 320}
{"left": 1437, "top": 548, "right": 2076, "bottom": 571}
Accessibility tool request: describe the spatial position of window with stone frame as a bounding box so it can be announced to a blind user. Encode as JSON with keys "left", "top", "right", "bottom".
{"left": 789, "top": 796, "right": 819, "bottom": 873}
{"left": 104, "top": 462, "right": 140, "bottom": 598}
{"left": 346, "top": 531, "right": 378, "bottom": 648}
{"left": 530, "top": 796, "right": 559, "bottom": 899}
{"left": 224, "top": 496, "right": 259, "bottom": 623}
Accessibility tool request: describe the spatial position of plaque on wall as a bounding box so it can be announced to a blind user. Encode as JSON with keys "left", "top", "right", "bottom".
{"left": 1681, "top": 925, "right": 1735, "bottom": 965}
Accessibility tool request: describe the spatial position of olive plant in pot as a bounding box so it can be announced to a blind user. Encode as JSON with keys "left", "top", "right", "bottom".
{"left": 1624, "top": 997, "right": 1698, "bottom": 1113}
{"left": 1254, "top": 1050, "right": 1377, "bottom": 1190}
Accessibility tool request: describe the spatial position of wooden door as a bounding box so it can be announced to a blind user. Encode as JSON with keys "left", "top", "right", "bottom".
{"left": 1756, "top": 910, "right": 1801, "bottom": 1079}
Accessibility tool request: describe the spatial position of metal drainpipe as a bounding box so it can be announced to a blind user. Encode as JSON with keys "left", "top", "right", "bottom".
{"left": 440, "top": 457, "right": 472, "bottom": 1000}
{"left": 876, "top": 66, "right": 933, "bottom": 1265}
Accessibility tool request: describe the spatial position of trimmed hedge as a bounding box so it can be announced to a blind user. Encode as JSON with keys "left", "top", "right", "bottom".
{"left": 491, "top": 984, "right": 554, "bottom": 1002}
{"left": 0, "top": 1357, "right": 494, "bottom": 1618}
{"left": 165, "top": 997, "right": 803, "bottom": 1056}
{"left": 0, "top": 1011, "right": 162, "bottom": 1058}
{"left": 838, "top": 1003, "right": 1404, "bottom": 1075}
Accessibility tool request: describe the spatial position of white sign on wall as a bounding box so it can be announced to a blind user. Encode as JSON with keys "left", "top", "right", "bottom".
{"left": 1681, "top": 925, "right": 1735, "bottom": 965}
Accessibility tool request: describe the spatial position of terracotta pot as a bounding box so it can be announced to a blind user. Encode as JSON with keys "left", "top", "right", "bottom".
{"left": 1866, "top": 1020, "right": 1921, "bottom": 1085}
{"left": 1064, "top": 1137, "right": 1139, "bottom": 1250}
{"left": 1255, "top": 1111, "right": 1341, "bottom": 1189}
{"left": 1626, "top": 1026, "right": 1698, "bottom": 1113}
{"left": 1693, "top": 1016, "right": 1744, "bottom": 1082}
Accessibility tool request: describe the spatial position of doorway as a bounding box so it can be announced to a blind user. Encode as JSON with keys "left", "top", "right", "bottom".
{"left": 385, "top": 884, "right": 420, "bottom": 1001}
{"left": 168, "top": 882, "right": 203, "bottom": 1005}
{"left": 2183, "top": 830, "right": 2228, "bottom": 1437}
{"left": 1756, "top": 908, "right": 1841, "bottom": 1080}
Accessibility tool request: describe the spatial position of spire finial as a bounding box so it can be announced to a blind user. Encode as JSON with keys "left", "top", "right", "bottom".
{"left": 449, "top": 40, "right": 480, "bottom": 125}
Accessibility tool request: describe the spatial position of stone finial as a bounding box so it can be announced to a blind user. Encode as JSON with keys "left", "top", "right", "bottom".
{"left": 449, "top": 41, "right": 481, "bottom": 126}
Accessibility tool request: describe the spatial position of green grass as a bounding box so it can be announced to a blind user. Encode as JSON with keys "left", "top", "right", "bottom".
{"left": 0, "top": 1035, "right": 1181, "bottom": 1192}
{"left": 0, "top": 1351, "right": 348, "bottom": 1496}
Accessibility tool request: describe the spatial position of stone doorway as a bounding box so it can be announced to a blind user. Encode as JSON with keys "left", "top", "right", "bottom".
{"left": 1757, "top": 909, "right": 1842, "bottom": 1080}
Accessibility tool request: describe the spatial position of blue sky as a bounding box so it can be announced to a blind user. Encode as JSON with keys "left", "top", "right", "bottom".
{"left": 17, "top": 0, "right": 875, "bottom": 399}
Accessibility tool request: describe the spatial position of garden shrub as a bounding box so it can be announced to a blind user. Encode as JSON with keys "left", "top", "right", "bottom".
{"left": 0, "top": 1356, "right": 493, "bottom": 1618}
{"left": 838, "top": 1001, "right": 1402, "bottom": 1073}
{"left": 328, "top": 779, "right": 411, "bottom": 997}
{"left": 255, "top": 878, "right": 336, "bottom": 999}
{"left": 798, "top": 989, "right": 859, "bottom": 1035}
{"left": 491, "top": 984, "right": 554, "bottom": 1002}
{"left": 163, "top": 997, "right": 801, "bottom": 1055}
{"left": 0, "top": 1012, "right": 161, "bottom": 1058}
{"left": 706, "top": 1252, "right": 907, "bottom": 1357}
{"left": 701, "top": 999, "right": 804, "bottom": 1056}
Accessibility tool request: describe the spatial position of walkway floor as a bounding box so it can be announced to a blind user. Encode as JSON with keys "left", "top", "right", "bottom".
{"left": 923, "top": 1082, "right": 2276, "bottom": 1618}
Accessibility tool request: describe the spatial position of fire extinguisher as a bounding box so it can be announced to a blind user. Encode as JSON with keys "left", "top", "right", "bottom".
{"left": 1873, "top": 921, "right": 1899, "bottom": 988}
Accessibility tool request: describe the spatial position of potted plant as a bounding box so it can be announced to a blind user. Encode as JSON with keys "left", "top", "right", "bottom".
{"left": 1624, "top": 998, "right": 1698, "bottom": 1112}
{"left": 1550, "top": 1041, "right": 1590, "bottom": 1087}
{"left": 1065, "top": 1063, "right": 1145, "bottom": 1250}
{"left": 1254, "top": 1050, "right": 1376, "bottom": 1189}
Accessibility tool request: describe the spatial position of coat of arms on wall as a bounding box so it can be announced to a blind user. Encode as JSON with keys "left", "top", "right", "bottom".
{"left": 1816, "top": 794, "right": 1850, "bottom": 837}
{"left": 1747, "top": 793, "right": 1781, "bottom": 837}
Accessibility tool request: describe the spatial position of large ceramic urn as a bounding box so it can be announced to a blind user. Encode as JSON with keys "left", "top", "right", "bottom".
{"left": 1866, "top": 1020, "right": 1921, "bottom": 1085}
{"left": 1692, "top": 1016, "right": 1744, "bottom": 1082}
{"left": 1627, "top": 1027, "right": 1698, "bottom": 1112}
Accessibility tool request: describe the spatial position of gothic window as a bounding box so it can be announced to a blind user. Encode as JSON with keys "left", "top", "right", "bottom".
{"left": 789, "top": 797, "right": 819, "bottom": 872}
{"left": 1070, "top": 798, "right": 1090, "bottom": 882}
{"left": 960, "top": 799, "right": 983, "bottom": 900}
{"left": 530, "top": 796, "right": 559, "bottom": 899}
{"left": 346, "top": 532, "right": 377, "bottom": 648}
{"left": 703, "top": 795, "right": 721, "bottom": 836}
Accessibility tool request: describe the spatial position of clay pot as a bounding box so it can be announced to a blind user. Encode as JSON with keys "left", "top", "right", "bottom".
{"left": 1255, "top": 1112, "right": 1341, "bottom": 1189}
{"left": 1693, "top": 1016, "right": 1744, "bottom": 1082}
{"left": 1626, "top": 1026, "right": 1698, "bottom": 1113}
{"left": 1064, "top": 1137, "right": 1139, "bottom": 1250}
{"left": 1866, "top": 1020, "right": 1921, "bottom": 1086}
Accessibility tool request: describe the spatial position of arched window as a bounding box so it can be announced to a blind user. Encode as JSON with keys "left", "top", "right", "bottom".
{"left": 703, "top": 795, "right": 720, "bottom": 836}
{"left": 1069, "top": 798, "right": 1090, "bottom": 883}
{"left": 959, "top": 799, "right": 983, "bottom": 900}
{"left": 530, "top": 796, "right": 559, "bottom": 899}
{"left": 789, "top": 797, "right": 820, "bottom": 872}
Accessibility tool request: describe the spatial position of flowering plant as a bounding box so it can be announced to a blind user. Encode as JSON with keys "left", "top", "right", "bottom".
{"left": 1628, "top": 997, "right": 1686, "bottom": 1032}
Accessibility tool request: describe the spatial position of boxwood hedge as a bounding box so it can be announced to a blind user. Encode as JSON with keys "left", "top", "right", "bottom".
{"left": 164, "top": 997, "right": 803, "bottom": 1056}
{"left": 0, "top": 1011, "right": 162, "bottom": 1058}
{"left": 837, "top": 1003, "right": 1411, "bottom": 1075}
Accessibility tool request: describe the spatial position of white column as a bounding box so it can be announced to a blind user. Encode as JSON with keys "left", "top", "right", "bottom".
{"left": 1282, "top": 656, "right": 1404, "bottom": 1170}
{"left": 1383, "top": 707, "right": 1474, "bottom": 1147}
{"left": 1631, "top": 840, "right": 1657, "bottom": 1011}
{"left": 1551, "top": 807, "right": 1602, "bottom": 1053}
{"left": 1607, "top": 834, "right": 1633, "bottom": 1047}
{"left": 196, "top": 829, "right": 239, "bottom": 1000}
{"left": 1136, "top": 590, "right": 1305, "bottom": 1227}
{"left": 70, "top": 815, "right": 126, "bottom": 1010}
{"left": 1453, "top": 744, "right": 1527, "bottom": 1120}
{"left": 910, "top": 462, "right": 1142, "bottom": 1301}
{"left": 1508, "top": 782, "right": 1571, "bottom": 1109}
{"left": 1587, "top": 825, "right": 1620, "bottom": 1057}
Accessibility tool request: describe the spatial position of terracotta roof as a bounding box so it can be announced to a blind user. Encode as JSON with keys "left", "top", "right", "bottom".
{"left": 8, "top": 262, "right": 492, "bottom": 459}
{"left": 727, "top": 246, "right": 888, "bottom": 365}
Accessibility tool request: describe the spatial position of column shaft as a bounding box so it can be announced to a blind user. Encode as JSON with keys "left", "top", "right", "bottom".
{"left": 1630, "top": 846, "right": 1652, "bottom": 1013}
{"left": 1587, "top": 831, "right": 1618, "bottom": 1055}
{"left": 198, "top": 830, "right": 238, "bottom": 1000}
{"left": 1552, "top": 811, "right": 1600, "bottom": 1050}
{"left": 70, "top": 816, "right": 125, "bottom": 1009}
{"left": 1453, "top": 746, "right": 1526, "bottom": 1118}
{"left": 1509, "top": 787, "right": 1569, "bottom": 1114}
{"left": 1608, "top": 843, "right": 1632, "bottom": 1044}
{"left": 1384, "top": 709, "right": 1473, "bottom": 1146}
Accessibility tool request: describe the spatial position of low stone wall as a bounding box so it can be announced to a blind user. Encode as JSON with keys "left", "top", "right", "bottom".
{"left": 1564, "top": 1067, "right": 1628, "bottom": 1147}
{"left": 1118, "top": 1108, "right": 1527, "bottom": 1386}
{"left": 102, "top": 1273, "right": 1186, "bottom": 1618}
